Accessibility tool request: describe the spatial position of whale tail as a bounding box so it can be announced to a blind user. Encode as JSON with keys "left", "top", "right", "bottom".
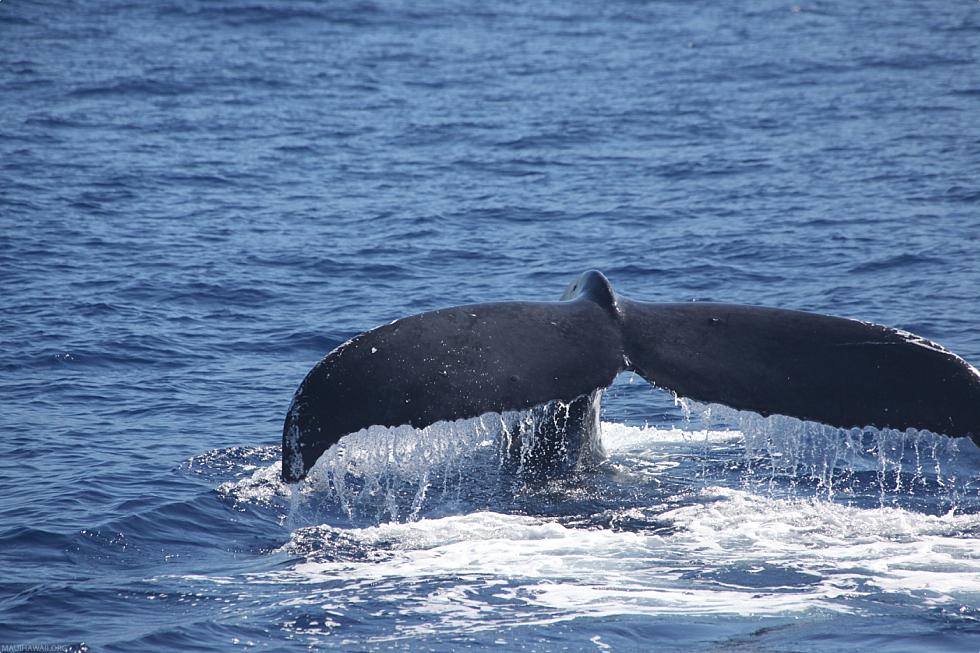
{"left": 282, "top": 270, "right": 980, "bottom": 482}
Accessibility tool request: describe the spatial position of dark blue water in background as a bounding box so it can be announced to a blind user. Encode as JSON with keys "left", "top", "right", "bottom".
{"left": 2, "top": 1, "right": 979, "bottom": 651}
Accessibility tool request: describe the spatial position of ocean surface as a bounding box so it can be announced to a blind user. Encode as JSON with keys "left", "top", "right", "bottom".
{"left": 2, "top": 1, "right": 980, "bottom": 651}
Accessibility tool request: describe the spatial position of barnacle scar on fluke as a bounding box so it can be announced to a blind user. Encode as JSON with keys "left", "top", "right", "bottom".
{"left": 282, "top": 270, "right": 980, "bottom": 482}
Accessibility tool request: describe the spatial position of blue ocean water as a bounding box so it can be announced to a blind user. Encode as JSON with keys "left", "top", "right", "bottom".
{"left": 2, "top": 0, "right": 980, "bottom": 651}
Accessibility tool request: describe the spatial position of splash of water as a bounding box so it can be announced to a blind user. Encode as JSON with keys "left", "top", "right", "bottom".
{"left": 676, "top": 398, "right": 980, "bottom": 512}
{"left": 218, "top": 394, "right": 980, "bottom": 527}
{"left": 287, "top": 398, "right": 601, "bottom": 525}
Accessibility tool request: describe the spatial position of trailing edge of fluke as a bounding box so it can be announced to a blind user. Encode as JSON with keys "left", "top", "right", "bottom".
{"left": 282, "top": 270, "right": 980, "bottom": 482}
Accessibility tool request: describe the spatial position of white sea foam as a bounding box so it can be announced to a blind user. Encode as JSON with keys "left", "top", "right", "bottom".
{"left": 216, "top": 456, "right": 290, "bottom": 506}
{"left": 199, "top": 419, "right": 980, "bottom": 643}
{"left": 231, "top": 487, "right": 979, "bottom": 641}
{"left": 664, "top": 487, "right": 980, "bottom": 604}
{"left": 601, "top": 421, "right": 742, "bottom": 450}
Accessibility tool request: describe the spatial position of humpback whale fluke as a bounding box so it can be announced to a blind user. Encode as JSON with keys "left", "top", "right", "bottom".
{"left": 282, "top": 270, "right": 980, "bottom": 482}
